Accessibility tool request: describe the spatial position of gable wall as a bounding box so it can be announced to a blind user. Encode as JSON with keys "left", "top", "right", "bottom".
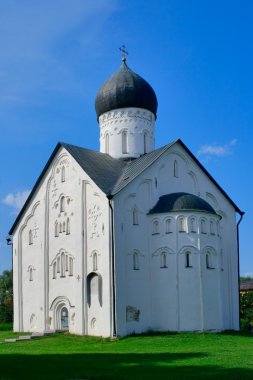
{"left": 113, "top": 142, "right": 239, "bottom": 335}
{"left": 12, "top": 147, "right": 112, "bottom": 336}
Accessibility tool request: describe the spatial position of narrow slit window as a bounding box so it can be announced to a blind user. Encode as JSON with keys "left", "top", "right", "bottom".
{"left": 53, "top": 262, "right": 56, "bottom": 279}
{"left": 105, "top": 133, "right": 109, "bottom": 154}
{"left": 55, "top": 221, "right": 59, "bottom": 237}
{"left": 179, "top": 217, "right": 186, "bottom": 232}
{"left": 144, "top": 132, "right": 148, "bottom": 154}
{"left": 133, "top": 208, "right": 139, "bottom": 225}
{"left": 93, "top": 252, "right": 98, "bottom": 271}
{"left": 190, "top": 218, "right": 196, "bottom": 233}
{"left": 206, "top": 253, "right": 210, "bottom": 269}
{"left": 61, "top": 253, "right": 65, "bottom": 277}
{"left": 185, "top": 252, "right": 192, "bottom": 268}
{"left": 69, "top": 257, "right": 73, "bottom": 276}
{"left": 29, "top": 230, "right": 33, "bottom": 245}
{"left": 57, "top": 256, "right": 60, "bottom": 273}
{"left": 153, "top": 220, "right": 159, "bottom": 234}
{"left": 66, "top": 218, "right": 70, "bottom": 235}
{"left": 206, "top": 252, "right": 214, "bottom": 269}
{"left": 210, "top": 221, "right": 215, "bottom": 235}
{"left": 201, "top": 219, "right": 207, "bottom": 234}
{"left": 174, "top": 160, "right": 178, "bottom": 177}
{"left": 60, "top": 196, "right": 65, "bottom": 212}
{"left": 217, "top": 221, "right": 220, "bottom": 236}
{"left": 122, "top": 131, "right": 128, "bottom": 154}
{"left": 29, "top": 267, "right": 33, "bottom": 281}
{"left": 65, "top": 255, "right": 69, "bottom": 271}
{"left": 61, "top": 166, "right": 65, "bottom": 182}
{"left": 165, "top": 219, "right": 172, "bottom": 234}
{"left": 160, "top": 252, "right": 167, "bottom": 268}
{"left": 133, "top": 252, "right": 139, "bottom": 270}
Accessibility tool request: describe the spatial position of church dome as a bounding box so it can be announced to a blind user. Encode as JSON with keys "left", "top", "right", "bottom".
{"left": 95, "top": 60, "right": 158, "bottom": 119}
{"left": 149, "top": 192, "right": 217, "bottom": 215}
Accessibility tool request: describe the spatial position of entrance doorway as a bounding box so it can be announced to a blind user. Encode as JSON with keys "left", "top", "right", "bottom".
{"left": 60, "top": 307, "right": 69, "bottom": 330}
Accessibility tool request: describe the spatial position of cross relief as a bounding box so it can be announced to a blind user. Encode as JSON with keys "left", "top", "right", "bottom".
{"left": 88, "top": 204, "right": 102, "bottom": 238}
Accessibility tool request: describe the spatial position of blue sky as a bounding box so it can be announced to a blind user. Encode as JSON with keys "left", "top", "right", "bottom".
{"left": 0, "top": 0, "right": 252, "bottom": 275}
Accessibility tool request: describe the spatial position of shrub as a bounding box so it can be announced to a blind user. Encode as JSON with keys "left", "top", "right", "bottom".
{"left": 0, "top": 322, "right": 13, "bottom": 331}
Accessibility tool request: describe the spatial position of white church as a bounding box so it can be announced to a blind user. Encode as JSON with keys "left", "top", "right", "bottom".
{"left": 10, "top": 55, "right": 244, "bottom": 337}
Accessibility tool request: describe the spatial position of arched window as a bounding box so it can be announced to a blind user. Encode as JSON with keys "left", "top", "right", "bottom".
{"left": 60, "top": 196, "right": 65, "bottom": 212}
{"left": 133, "top": 252, "right": 139, "bottom": 270}
{"left": 201, "top": 219, "right": 207, "bottom": 234}
{"left": 29, "top": 267, "right": 33, "bottom": 281}
{"left": 217, "top": 221, "right": 220, "bottom": 236}
{"left": 53, "top": 262, "right": 56, "bottom": 279}
{"left": 206, "top": 253, "right": 211, "bottom": 269}
{"left": 185, "top": 251, "right": 192, "bottom": 268}
{"left": 105, "top": 133, "right": 109, "bottom": 154}
{"left": 63, "top": 221, "right": 66, "bottom": 233}
{"left": 65, "top": 255, "right": 69, "bottom": 271}
{"left": 87, "top": 273, "right": 102, "bottom": 307}
{"left": 174, "top": 160, "right": 178, "bottom": 177}
{"left": 189, "top": 217, "right": 196, "bottom": 233}
{"left": 66, "top": 218, "right": 70, "bottom": 235}
{"left": 160, "top": 252, "right": 167, "bottom": 268}
{"left": 210, "top": 220, "right": 215, "bottom": 235}
{"left": 144, "top": 132, "right": 148, "bottom": 154}
{"left": 57, "top": 256, "right": 60, "bottom": 273}
{"left": 61, "top": 166, "right": 65, "bottom": 182}
{"left": 29, "top": 230, "right": 33, "bottom": 245}
{"left": 165, "top": 219, "right": 172, "bottom": 234}
{"left": 133, "top": 208, "right": 139, "bottom": 225}
{"left": 69, "top": 257, "right": 73, "bottom": 276}
{"left": 122, "top": 130, "right": 128, "bottom": 154}
{"left": 179, "top": 217, "right": 186, "bottom": 232}
{"left": 152, "top": 220, "right": 159, "bottom": 234}
{"left": 61, "top": 253, "right": 65, "bottom": 277}
{"left": 206, "top": 251, "right": 214, "bottom": 269}
{"left": 59, "top": 223, "right": 62, "bottom": 233}
{"left": 93, "top": 252, "right": 98, "bottom": 271}
{"left": 55, "top": 221, "right": 59, "bottom": 237}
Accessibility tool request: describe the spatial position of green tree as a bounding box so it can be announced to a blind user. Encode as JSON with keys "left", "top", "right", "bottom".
{"left": 0, "top": 270, "right": 13, "bottom": 323}
{"left": 240, "top": 291, "right": 253, "bottom": 322}
{"left": 240, "top": 276, "right": 253, "bottom": 283}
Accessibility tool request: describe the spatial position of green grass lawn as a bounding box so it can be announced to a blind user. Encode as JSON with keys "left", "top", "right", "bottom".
{"left": 0, "top": 330, "right": 253, "bottom": 380}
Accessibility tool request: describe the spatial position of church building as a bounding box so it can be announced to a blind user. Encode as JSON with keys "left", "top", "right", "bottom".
{"left": 9, "top": 55, "right": 244, "bottom": 336}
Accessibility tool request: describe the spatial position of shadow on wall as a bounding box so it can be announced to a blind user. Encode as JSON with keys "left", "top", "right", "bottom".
{"left": 0, "top": 352, "right": 253, "bottom": 379}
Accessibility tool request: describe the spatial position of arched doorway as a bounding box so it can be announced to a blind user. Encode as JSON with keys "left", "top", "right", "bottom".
{"left": 60, "top": 307, "right": 69, "bottom": 330}
{"left": 50, "top": 296, "right": 72, "bottom": 331}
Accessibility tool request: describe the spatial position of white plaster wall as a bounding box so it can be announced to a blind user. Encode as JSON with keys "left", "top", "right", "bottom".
{"left": 113, "top": 141, "right": 239, "bottom": 336}
{"left": 99, "top": 107, "right": 155, "bottom": 158}
{"left": 13, "top": 179, "right": 47, "bottom": 332}
{"left": 12, "top": 140, "right": 239, "bottom": 337}
{"left": 12, "top": 147, "right": 112, "bottom": 337}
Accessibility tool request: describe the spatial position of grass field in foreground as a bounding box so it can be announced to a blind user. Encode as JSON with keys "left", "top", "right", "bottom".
{"left": 0, "top": 331, "right": 253, "bottom": 380}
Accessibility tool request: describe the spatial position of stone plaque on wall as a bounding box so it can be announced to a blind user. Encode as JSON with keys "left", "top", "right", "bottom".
{"left": 126, "top": 306, "right": 140, "bottom": 322}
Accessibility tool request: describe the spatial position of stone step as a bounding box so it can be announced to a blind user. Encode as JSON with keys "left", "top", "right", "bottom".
{"left": 4, "top": 330, "right": 57, "bottom": 343}
{"left": 43, "top": 330, "right": 56, "bottom": 335}
{"left": 31, "top": 333, "right": 45, "bottom": 338}
{"left": 18, "top": 336, "right": 32, "bottom": 341}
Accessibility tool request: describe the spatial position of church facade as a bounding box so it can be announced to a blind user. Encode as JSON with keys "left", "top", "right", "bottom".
{"left": 10, "top": 58, "right": 243, "bottom": 337}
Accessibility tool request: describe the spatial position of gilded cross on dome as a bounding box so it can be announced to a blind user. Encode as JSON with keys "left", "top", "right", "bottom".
{"left": 119, "top": 45, "right": 128, "bottom": 62}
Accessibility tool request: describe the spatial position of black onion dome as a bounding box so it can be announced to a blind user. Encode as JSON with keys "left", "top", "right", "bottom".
{"left": 149, "top": 193, "right": 217, "bottom": 215}
{"left": 95, "top": 61, "right": 158, "bottom": 119}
